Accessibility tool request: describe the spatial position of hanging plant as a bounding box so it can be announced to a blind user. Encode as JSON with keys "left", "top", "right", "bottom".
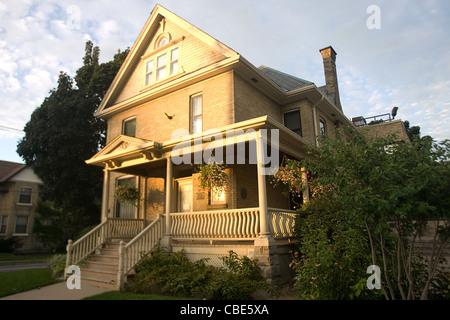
{"left": 114, "top": 184, "right": 141, "bottom": 207}
{"left": 194, "top": 162, "right": 230, "bottom": 197}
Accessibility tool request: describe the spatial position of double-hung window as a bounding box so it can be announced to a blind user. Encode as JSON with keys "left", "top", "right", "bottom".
{"left": 284, "top": 110, "right": 302, "bottom": 137}
{"left": 145, "top": 47, "right": 179, "bottom": 86}
{"left": 191, "top": 94, "right": 203, "bottom": 134}
{"left": 15, "top": 216, "right": 28, "bottom": 234}
{"left": 18, "top": 187, "right": 32, "bottom": 205}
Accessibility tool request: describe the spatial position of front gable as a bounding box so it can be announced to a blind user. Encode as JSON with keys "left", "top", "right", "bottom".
{"left": 96, "top": 4, "right": 239, "bottom": 118}
{"left": 86, "top": 135, "right": 162, "bottom": 168}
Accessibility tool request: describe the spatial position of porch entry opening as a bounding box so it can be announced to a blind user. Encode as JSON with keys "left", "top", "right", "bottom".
{"left": 177, "top": 178, "right": 193, "bottom": 212}
{"left": 115, "top": 176, "right": 137, "bottom": 219}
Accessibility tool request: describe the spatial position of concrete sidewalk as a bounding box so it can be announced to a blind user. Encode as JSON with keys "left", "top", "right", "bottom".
{"left": 0, "top": 282, "right": 112, "bottom": 300}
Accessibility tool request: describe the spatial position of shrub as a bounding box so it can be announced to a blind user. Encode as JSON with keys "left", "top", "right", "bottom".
{"left": 0, "top": 237, "right": 21, "bottom": 253}
{"left": 49, "top": 254, "right": 67, "bottom": 278}
{"left": 132, "top": 248, "right": 269, "bottom": 300}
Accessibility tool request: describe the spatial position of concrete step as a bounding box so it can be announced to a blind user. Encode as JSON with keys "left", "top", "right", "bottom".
{"left": 83, "top": 260, "right": 118, "bottom": 272}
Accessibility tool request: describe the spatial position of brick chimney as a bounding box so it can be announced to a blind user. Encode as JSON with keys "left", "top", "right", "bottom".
{"left": 320, "top": 46, "right": 342, "bottom": 111}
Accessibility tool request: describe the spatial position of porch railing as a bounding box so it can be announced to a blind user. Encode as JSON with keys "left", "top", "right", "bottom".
{"left": 170, "top": 207, "right": 297, "bottom": 240}
{"left": 108, "top": 218, "right": 146, "bottom": 239}
{"left": 171, "top": 207, "right": 261, "bottom": 240}
{"left": 268, "top": 208, "right": 297, "bottom": 239}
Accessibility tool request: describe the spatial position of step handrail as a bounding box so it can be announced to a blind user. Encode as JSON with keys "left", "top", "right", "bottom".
{"left": 117, "top": 214, "right": 165, "bottom": 287}
{"left": 65, "top": 220, "right": 108, "bottom": 277}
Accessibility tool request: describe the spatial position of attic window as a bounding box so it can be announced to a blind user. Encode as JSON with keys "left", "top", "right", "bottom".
{"left": 145, "top": 47, "right": 180, "bottom": 86}
{"left": 157, "top": 37, "right": 168, "bottom": 48}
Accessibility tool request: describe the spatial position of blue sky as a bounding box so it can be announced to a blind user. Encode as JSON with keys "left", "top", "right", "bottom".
{"left": 1, "top": 0, "right": 449, "bottom": 163}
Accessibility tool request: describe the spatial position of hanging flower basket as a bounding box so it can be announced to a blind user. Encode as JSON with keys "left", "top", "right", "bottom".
{"left": 194, "top": 162, "right": 230, "bottom": 197}
{"left": 114, "top": 184, "right": 141, "bottom": 207}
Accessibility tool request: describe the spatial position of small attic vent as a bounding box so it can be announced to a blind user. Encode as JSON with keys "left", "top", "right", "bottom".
{"left": 251, "top": 77, "right": 259, "bottom": 83}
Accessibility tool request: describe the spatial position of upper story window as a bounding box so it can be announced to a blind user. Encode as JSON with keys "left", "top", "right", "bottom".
{"left": 157, "top": 37, "right": 168, "bottom": 48}
{"left": 18, "top": 187, "right": 32, "bottom": 205}
{"left": 319, "top": 118, "right": 326, "bottom": 135}
{"left": 123, "top": 118, "right": 136, "bottom": 137}
{"left": 145, "top": 47, "right": 179, "bottom": 86}
{"left": 191, "top": 94, "right": 203, "bottom": 134}
{"left": 284, "top": 110, "right": 302, "bottom": 137}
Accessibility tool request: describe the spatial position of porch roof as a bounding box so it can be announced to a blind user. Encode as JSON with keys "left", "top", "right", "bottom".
{"left": 86, "top": 116, "right": 311, "bottom": 170}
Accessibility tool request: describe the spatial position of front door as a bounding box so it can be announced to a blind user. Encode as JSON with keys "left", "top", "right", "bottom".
{"left": 177, "top": 178, "right": 193, "bottom": 212}
{"left": 115, "top": 177, "right": 137, "bottom": 219}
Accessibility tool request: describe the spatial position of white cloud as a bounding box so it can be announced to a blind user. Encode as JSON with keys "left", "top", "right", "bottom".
{"left": 0, "top": 0, "right": 449, "bottom": 164}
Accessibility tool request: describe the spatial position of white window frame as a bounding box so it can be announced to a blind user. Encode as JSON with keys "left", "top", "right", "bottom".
{"left": 144, "top": 45, "right": 180, "bottom": 87}
{"left": 18, "top": 186, "right": 32, "bottom": 205}
{"left": 14, "top": 215, "right": 29, "bottom": 235}
{"left": 122, "top": 117, "right": 137, "bottom": 137}
{"left": 190, "top": 94, "right": 203, "bottom": 134}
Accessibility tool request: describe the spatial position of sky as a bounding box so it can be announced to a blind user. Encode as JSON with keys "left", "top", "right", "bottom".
{"left": 0, "top": 0, "right": 449, "bottom": 164}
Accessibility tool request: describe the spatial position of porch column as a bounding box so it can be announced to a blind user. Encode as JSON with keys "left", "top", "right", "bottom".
{"left": 254, "top": 129, "right": 280, "bottom": 285}
{"left": 161, "top": 156, "right": 173, "bottom": 250}
{"left": 101, "top": 167, "right": 110, "bottom": 223}
{"left": 256, "top": 130, "right": 270, "bottom": 237}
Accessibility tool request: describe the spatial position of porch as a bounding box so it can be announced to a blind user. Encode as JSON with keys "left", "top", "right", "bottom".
{"left": 65, "top": 207, "right": 296, "bottom": 289}
{"left": 68, "top": 117, "right": 309, "bottom": 288}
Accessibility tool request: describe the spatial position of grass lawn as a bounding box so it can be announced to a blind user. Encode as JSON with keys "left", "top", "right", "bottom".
{"left": 0, "top": 267, "right": 194, "bottom": 300}
{"left": 0, "top": 268, "right": 60, "bottom": 298}
{"left": 0, "top": 252, "right": 53, "bottom": 263}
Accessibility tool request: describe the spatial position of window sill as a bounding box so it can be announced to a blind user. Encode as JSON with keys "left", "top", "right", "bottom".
{"left": 12, "top": 233, "right": 29, "bottom": 237}
{"left": 16, "top": 203, "right": 33, "bottom": 207}
{"left": 141, "top": 71, "right": 186, "bottom": 93}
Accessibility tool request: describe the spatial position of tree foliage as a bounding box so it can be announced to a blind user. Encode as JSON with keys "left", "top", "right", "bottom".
{"left": 17, "top": 41, "right": 129, "bottom": 244}
{"left": 274, "top": 128, "right": 450, "bottom": 300}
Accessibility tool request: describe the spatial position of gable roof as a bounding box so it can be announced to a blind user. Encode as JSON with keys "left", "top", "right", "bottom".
{"left": 86, "top": 135, "right": 162, "bottom": 167}
{"left": 258, "top": 66, "right": 314, "bottom": 92}
{"left": 0, "top": 160, "right": 26, "bottom": 184}
{"left": 95, "top": 4, "right": 239, "bottom": 118}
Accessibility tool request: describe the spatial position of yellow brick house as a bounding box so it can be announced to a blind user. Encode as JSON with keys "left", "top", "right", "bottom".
{"left": 66, "top": 4, "right": 355, "bottom": 289}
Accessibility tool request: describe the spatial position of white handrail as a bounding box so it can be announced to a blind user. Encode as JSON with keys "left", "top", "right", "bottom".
{"left": 118, "top": 214, "right": 166, "bottom": 286}
{"left": 66, "top": 220, "right": 108, "bottom": 272}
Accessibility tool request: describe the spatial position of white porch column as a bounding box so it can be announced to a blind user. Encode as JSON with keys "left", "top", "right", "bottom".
{"left": 101, "top": 167, "right": 110, "bottom": 223}
{"left": 256, "top": 130, "right": 270, "bottom": 237}
{"left": 161, "top": 156, "right": 173, "bottom": 250}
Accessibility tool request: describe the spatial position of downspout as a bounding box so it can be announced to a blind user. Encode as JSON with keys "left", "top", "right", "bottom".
{"left": 312, "top": 96, "right": 324, "bottom": 147}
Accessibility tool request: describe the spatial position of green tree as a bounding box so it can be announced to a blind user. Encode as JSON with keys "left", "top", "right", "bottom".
{"left": 17, "top": 41, "right": 128, "bottom": 246}
{"left": 273, "top": 129, "right": 449, "bottom": 300}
